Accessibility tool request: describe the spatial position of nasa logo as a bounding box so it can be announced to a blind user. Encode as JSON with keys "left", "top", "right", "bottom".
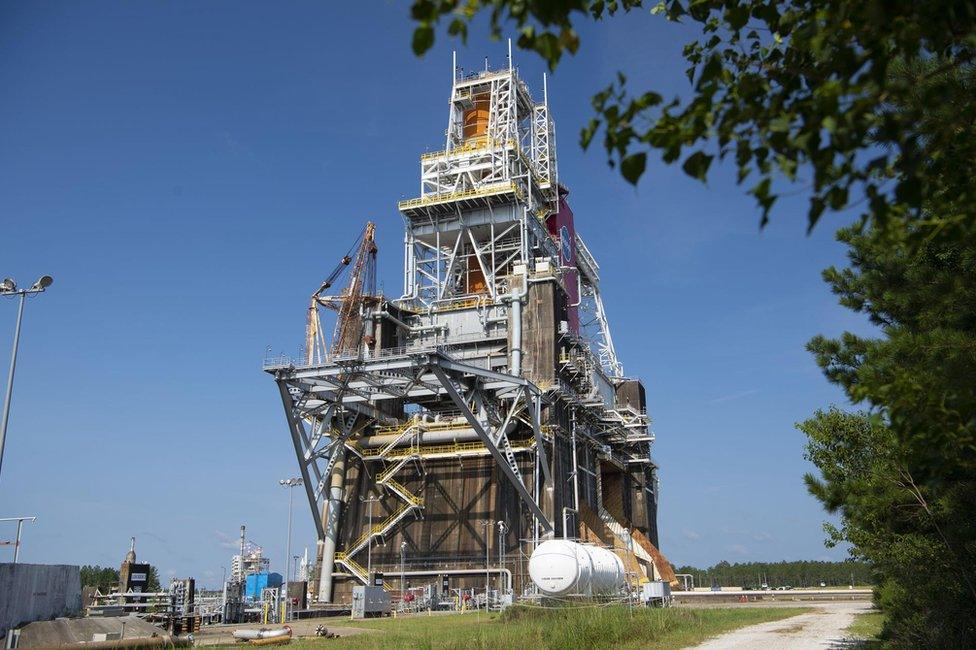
{"left": 560, "top": 225, "right": 572, "bottom": 261}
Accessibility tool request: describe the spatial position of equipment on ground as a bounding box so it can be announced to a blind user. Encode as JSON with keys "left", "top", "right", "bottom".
{"left": 528, "top": 540, "right": 626, "bottom": 597}
{"left": 232, "top": 626, "right": 292, "bottom": 643}
{"left": 351, "top": 585, "right": 390, "bottom": 618}
{"left": 640, "top": 580, "right": 672, "bottom": 607}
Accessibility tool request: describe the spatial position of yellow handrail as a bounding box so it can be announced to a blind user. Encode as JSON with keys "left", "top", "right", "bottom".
{"left": 357, "top": 437, "right": 535, "bottom": 459}
{"left": 384, "top": 479, "right": 424, "bottom": 506}
{"left": 346, "top": 502, "right": 417, "bottom": 552}
{"left": 398, "top": 181, "right": 521, "bottom": 211}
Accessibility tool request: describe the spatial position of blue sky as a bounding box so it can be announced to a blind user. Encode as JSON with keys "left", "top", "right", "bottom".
{"left": 0, "top": 3, "right": 870, "bottom": 586}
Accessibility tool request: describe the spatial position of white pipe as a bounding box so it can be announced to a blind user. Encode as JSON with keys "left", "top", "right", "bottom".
{"left": 372, "top": 311, "right": 445, "bottom": 334}
{"left": 562, "top": 507, "right": 577, "bottom": 540}
{"left": 378, "top": 568, "right": 513, "bottom": 593}
{"left": 233, "top": 628, "right": 292, "bottom": 641}
{"left": 570, "top": 272, "right": 582, "bottom": 308}
{"left": 511, "top": 296, "right": 522, "bottom": 375}
{"left": 357, "top": 424, "right": 519, "bottom": 449}
{"left": 318, "top": 449, "right": 347, "bottom": 603}
{"left": 571, "top": 414, "right": 580, "bottom": 526}
{"left": 501, "top": 272, "right": 528, "bottom": 377}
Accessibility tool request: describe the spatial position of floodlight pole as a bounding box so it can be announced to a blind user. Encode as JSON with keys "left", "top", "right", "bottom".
{"left": 1, "top": 276, "right": 53, "bottom": 484}
{"left": 399, "top": 541, "right": 407, "bottom": 610}
{"left": 1, "top": 516, "right": 36, "bottom": 563}
{"left": 483, "top": 520, "right": 491, "bottom": 612}
{"left": 497, "top": 521, "right": 507, "bottom": 594}
{"left": 279, "top": 477, "right": 303, "bottom": 621}
{"left": 0, "top": 292, "right": 26, "bottom": 482}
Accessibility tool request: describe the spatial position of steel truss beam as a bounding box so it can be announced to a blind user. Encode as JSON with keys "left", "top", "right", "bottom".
{"left": 431, "top": 365, "right": 553, "bottom": 532}
{"left": 271, "top": 351, "right": 555, "bottom": 542}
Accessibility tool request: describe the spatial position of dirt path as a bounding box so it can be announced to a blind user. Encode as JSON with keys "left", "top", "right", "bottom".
{"left": 690, "top": 601, "right": 874, "bottom": 649}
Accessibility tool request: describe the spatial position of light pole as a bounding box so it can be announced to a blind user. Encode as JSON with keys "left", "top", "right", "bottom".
{"left": 1, "top": 516, "right": 36, "bottom": 562}
{"left": 399, "top": 541, "right": 407, "bottom": 609}
{"left": 0, "top": 275, "right": 53, "bottom": 483}
{"left": 360, "top": 495, "right": 381, "bottom": 579}
{"left": 496, "top": 521, "right": 507, "bottom": 596}
{"left": 279, "top": 478, "right": 302, "bottom": 621}
{"left": 482, "top": 520, "right": 491, "bottom": 612}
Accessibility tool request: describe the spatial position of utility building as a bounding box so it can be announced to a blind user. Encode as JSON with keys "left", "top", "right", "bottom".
{"left": 265, "top": 53, "right": 673, "bottom": 604}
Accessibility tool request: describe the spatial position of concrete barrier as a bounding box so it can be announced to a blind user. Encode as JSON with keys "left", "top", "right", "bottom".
{"left": 0, "top": 564, "right": 82, "bottom": 638}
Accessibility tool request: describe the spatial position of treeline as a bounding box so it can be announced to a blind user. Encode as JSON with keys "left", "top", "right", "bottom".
{"left": 672, "top": 560, "right": 873, "bottom": 589}
{"left": 80, "top": 564, "right": 161, "bottom": 592}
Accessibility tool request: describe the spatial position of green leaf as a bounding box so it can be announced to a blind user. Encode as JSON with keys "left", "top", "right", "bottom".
{"left": 412, "top": 25, "right": 435, "bottom": 55}
{"left": 696, "top": 53, "right": 722, "bottom": 88}
{"left": 580, "top": 118, "right": 601, "bottom": 149}
{"left": 769, "top": 114, "right": 792, "bottom": 133}
{"left": 621, "top": 152, "right": 647, "bottom": 185}
{"left": 682, "top": 150, "right": 713, "bottom": 181}
{"left": 828, "top": 186, "right": 848, "bottom": 210}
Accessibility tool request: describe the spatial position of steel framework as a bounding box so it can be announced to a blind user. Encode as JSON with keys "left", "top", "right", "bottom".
{"left": 266, "top": 50, "right": 664, "bottom": 604}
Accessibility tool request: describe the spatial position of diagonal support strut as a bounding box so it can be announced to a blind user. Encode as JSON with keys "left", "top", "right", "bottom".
{"left": 430, "top": 365, "right": 553, "bottom": 532}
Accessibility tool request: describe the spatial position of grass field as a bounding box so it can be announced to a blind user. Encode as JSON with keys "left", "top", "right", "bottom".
{"left": 279, "top": 605, "right": 810, "bottom": 650}
{"left": 844, "top": 610, "right": 885, "bottom": 646}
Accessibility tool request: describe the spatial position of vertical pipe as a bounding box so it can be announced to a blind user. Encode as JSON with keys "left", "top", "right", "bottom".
{"left": 489, "top": 222, "right": 496, "bottom": 294}
{"left": 0, "top": 292, "right": 26, "bottom": 481}
{"left": 366, "top": 498, "right": 374, "bottom": 577}
{"left": 510, "top": 293, "right": 522, "bottom": 376}
{"left": 403, "top": 232, "right": 410, "bottom": 298}
{"left": 436, "top": 231, "right": 442, "bottom": 302}
{"left": 318, "top": 449, "right": 347, "bottom": 602}
{"left": 533, "top": 454, "right": 540, "bottom": 547}
{"left": 571, "top": 411, "right": 580, "bottom": 518}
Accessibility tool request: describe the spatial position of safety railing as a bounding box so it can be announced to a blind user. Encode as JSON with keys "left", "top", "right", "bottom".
{"left": 383, "top": 479, "right": 424, "bottom": 506}
{"left": 376, "top": 456, "right": 416, "bottom": 484}
{"left": 419, "top": 137, "right": 518, "bottom": 162}
{"left": 398, "top": 180, "right": 525, "bottom": 211}
{"left": 334, "top": 552, "right": 367, "bottom": 583}
{"left": 357, "top": 437, "right": 536, "bottom": 463}
{"left": 263, "top": 331, "right": 506, "bottom": 371}
{"left": 374, "top": 416, "right": 469, "bottom": 436}
{"left": 345, "top": 502, "right": 419, "bottom": 556}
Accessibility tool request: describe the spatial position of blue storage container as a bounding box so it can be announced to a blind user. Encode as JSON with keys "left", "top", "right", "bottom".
{"left": 244, "top": 572, "right": 283, "bottom": 600}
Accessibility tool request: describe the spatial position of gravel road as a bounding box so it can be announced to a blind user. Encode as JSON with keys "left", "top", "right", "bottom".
{"left": 690, "top": 601, "right": 874, "bottom": 649}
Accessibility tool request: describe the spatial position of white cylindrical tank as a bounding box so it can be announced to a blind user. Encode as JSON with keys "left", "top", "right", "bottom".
{"left": 528, "top": 539, "right": 626, "bottom": 597}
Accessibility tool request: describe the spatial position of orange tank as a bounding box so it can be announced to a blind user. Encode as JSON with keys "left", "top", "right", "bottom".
{"left": 466, "top": 262, "right": 488, "bottom": 294}
{"left": 462, "top": 95, "right": 490, "bottom": 141}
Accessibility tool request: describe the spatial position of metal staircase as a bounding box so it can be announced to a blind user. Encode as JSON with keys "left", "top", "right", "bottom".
{"left": 598, "top": 506, "right": 654, "bottom": 569}
{"left": 333, "top": 552, "right": 394, "bottom": 592}
{"left": 339, "top": 502, "right": 420, "bottom": 561}
{"left": 335, "top": 430, "right": 426, "bottom": 585}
